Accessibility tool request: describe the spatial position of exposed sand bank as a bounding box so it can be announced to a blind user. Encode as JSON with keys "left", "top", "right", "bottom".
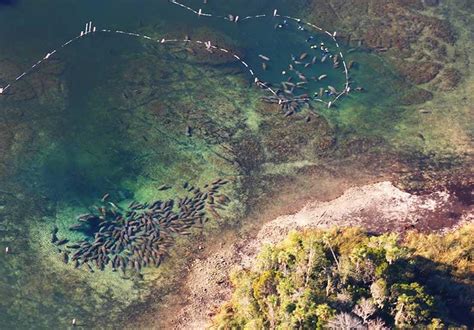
{"left": 151, "top": 181, "right": 472, "bottom": 329}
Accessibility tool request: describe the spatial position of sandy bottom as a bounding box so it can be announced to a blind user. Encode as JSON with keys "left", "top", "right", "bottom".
{"left": 154, "top": 181, "right": 472, "bottom": 329}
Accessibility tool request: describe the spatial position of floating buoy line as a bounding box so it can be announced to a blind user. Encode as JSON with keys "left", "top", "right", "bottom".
{"left": 0, "top": 1, "right": 354, "bottom": 111}
{"left": 0, "top": 2, "right": 359, "bottom": 274}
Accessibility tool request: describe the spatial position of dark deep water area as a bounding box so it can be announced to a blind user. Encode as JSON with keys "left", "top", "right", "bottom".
{"left": 0, "top": 0, "right": 471, "bottom": 328}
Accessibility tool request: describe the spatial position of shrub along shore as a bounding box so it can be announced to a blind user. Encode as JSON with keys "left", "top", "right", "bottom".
{"left": 212, "top": 224, "right": 473, "bottom": 329}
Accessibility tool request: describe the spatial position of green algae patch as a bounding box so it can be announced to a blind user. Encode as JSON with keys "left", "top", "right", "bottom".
{"left": 261, "top": 160, "right": 319, "bottom": 177}
{"left": 6, "top": 33, "right": 255, "bottom": 328}
{"left": 323, "top": 51, "right": 408, "bottom": 137}
{"left": 390, "top": 67, "right": 474, "bottom": 157}
{"left": 29, "top": 218, "right": 143, "bottom": 322}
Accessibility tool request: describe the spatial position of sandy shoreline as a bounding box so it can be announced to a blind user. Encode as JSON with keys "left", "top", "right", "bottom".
{"left": 140, "top": 180, "right": 472, "bottom": 329}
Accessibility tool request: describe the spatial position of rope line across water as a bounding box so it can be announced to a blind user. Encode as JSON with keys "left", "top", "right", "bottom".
{"left": 0, "top": 3, "right": 352, "bottom": 108}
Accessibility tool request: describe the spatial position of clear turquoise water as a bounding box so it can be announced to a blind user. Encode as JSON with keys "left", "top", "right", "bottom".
{"left": 0, "top": 0, "right": 411, "bottom": 328}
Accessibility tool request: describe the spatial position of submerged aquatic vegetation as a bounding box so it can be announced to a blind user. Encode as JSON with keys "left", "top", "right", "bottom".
{"left": 0, "top": 0, "right": 471, "bottom": 328}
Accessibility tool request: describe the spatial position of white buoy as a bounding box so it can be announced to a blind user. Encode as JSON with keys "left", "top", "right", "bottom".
{"left": 198, "top": 9, "right": 202, "bottom": 16}
{"left": 333, "top": 31, "right": 337, "bottom": 37}
{"left": 273, "top": 9, "right": 278, "bottom": 17}
{"left": 93, "top": 26, "right": 96, "bottom": 33}
{"left": 72, "top": 318, "right": 77, "bottom": 326}
{"left": 234, "top": 15, "right": 239, "bottom": 23}
{"left": 5, "top": 246, "right": 9, "bottom": 253}
{"left": 85, "top": 23, "right": 89, "bottom": 34}
{"left": 80, "top": 31, "right": 84, "bottom": 37}
{"left": 328, "top": 101, "right": 332, "bottom": 108}
{"left": 44, "top": 53, "right": 51, "bottom": 60}
{"left": 0, "top": 88, "right": 3, "bottom": 94}
{"left": 89, "top": 21, "right": 92, "bottom": 33}
{"left": 161, "top": 38, "right": 165, "bottom": 43}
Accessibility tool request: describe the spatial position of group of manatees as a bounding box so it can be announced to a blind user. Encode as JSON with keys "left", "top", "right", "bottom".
{"left": 171, "top": 0, "right": 363, "bottom": 115}
{"left": 51, "top": 179, "right": 229, "bottom": 274}
{"left": 255, "top": 19, "right": 363, "bottom": 115}
{"left": 259, "top": 47, "right": 363, "bottom": 115}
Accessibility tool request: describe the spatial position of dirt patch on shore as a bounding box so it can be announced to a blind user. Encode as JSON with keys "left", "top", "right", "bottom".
{"left": 141, "top": 180, "right": 472, "bottom": 329}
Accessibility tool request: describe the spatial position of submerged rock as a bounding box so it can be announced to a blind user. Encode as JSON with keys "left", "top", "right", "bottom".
{"left": 423, "top": 0, "right": 440, "bottom": 7}
{"left": 399, "top": 88, "right": 433, "bottom": 105}
{"left": 399, "top": 61, "right": 443, "bottom": 84}
{"left": 436, "top": 68, "right": 462, "bottom": 91}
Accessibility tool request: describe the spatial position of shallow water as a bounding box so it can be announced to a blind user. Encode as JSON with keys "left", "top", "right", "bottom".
{"left": 0, "top": 0, "right": 442, "bottom": 328}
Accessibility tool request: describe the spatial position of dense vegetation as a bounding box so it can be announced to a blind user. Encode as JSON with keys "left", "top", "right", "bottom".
{"left": 213, "top": 224, "right": 474, "bottom": 329}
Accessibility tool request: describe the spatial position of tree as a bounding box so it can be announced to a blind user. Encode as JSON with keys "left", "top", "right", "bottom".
{"left": 315, "top": 303, "right": 335, "bottom": 329}
{"left": 367, "top": 318, "right": 389, "bottom": 330}
{"left": 327, "top": 312, "right": 364, "bottom": 329}
{"left": 353, "top": 298, "right": 376, "bottom": 324}
{"left": 212, "top": 226, "right": 473, "bottom": 329}
{"left": 391, "top": 283, "right": 435, "bottom": 327}
{"left": 370, "top": 279, "right": 388, "bottom": 308}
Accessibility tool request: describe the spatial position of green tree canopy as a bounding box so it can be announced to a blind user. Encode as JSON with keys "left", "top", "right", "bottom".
{"left": 212, "top": 224, "right": 474, "bottom": 329}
